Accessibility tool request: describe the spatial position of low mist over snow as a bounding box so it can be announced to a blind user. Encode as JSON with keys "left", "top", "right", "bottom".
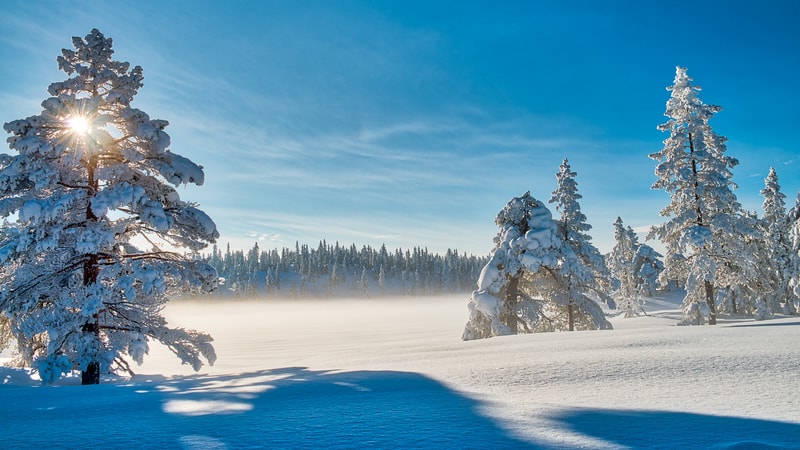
{"left": 2, "top": 293, "right": 799, "bottom": 448}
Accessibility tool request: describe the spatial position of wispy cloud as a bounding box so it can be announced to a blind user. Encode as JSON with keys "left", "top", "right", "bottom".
{"left": 5, "top": 1, "right": 797, "bottom": 257}
{"left": 172, "top": 104, "right": 656, "bottom": 254}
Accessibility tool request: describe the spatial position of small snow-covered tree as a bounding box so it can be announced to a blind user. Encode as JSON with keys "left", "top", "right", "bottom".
{"left": 787, "top": 194, "right": 800, "bottom": 313}
{"left": 549, "top": 159, "right": 615, "bottom": 328}
{"left": 635, "top": 241, "right": 664, "bottom": 296}
{"left": 463, "top": 191, "right": 610, "bottom": 340}
{"left": 265, "top": 268, "right": 277, "bottom": 296}
{"left": 759, "top": 168, "right": 795, "bottom": 313}
{"left": 378, "top": 264, "right": 386, "bottom": 295}
{"left": 464, "top": 192, "right": 560, "bottom": 339}
{"left": 0, "top": 29, "right": 219, "bottom": 384}
{"left": 648, "top": 67, "right": 754, "bottom": 325}
{"left": 719, "top": 210, "right": 768, "bottom": 316}
{"left": 608, "top": 217, "right": 643, "bottom": 317}
{"left": 330, "top": 262, "right": 342, "bottom": 289}
{"left": 608, "top": 217, "right": 664, "bottom": 317}
{"left": 359, "top": 267, "right": 369, "bottom": 296}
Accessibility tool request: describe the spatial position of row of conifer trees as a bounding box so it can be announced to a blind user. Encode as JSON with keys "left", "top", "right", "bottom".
{"left": 463, "top": 66, "right": 800, "bottom": 340}
{"left": 205, "top": 241, "right": 488, "bottom": 297}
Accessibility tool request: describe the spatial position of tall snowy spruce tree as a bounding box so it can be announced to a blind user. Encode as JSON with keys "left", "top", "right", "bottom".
{"left": 788, "top": 195, "right": 800, "bottom": 313}
{"left": 759, "top": 167, "right": 796, "bottom": 314}
{"left": 549, "top": 158, "right": 615, "bottom": 329}
{"left": 648, "top": 67, "right": 755, "bottom": 325}
{"left": 463, "top": 191, "right": 610, "bottom": 340}
{"left": 0, "top": 29, "right": 219, "bottom": 384}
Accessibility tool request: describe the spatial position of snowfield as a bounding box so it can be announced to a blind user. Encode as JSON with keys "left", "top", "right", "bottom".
{"left": 2, "top": 292, "right": 799, "bottom": 449}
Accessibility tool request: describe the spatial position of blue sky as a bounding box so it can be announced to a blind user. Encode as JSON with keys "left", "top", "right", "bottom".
{"left": 1, "top": 1, "right": 798, "bottom": 255}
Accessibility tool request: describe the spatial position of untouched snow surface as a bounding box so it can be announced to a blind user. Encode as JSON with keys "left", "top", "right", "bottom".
{"left": 2, "top": 292, "right": 800, "bottom": 449}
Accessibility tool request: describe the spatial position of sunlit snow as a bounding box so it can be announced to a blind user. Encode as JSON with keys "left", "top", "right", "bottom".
{"left": 2, "top": 292, "right": 799, "bottom": 449}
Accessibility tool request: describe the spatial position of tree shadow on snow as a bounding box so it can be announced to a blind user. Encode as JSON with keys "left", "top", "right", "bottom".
{"left": 1, "top": 367, "right": 538, "bottom": 449}
{"left": 547, "top": 408, "right": 800, "bottom": 449}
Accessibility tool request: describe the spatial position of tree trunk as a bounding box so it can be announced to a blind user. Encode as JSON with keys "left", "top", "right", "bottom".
{"left": 502, "top": 274, "right": 520, "bottom": 334}
{"left": 704, "top": 280, "right": 717, "bottom": 325}
{"left": 81, "top": 156, "right": 102, "bottom": 385}
{"left": 688, "top": 133, "right": 705, "bottom": 227}
{"left": 80, "top": 321, "right": 100, "bottom": 385}
{"left": 82, "top": 362, "right": 100, "bottom": 385}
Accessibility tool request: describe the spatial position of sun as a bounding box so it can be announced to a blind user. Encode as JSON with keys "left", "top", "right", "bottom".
{"left": 66, "top": 115, "right": 90, "bottom": 135}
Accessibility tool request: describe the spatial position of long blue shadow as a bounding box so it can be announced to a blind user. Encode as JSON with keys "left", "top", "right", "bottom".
{"left": 1, "top": 367, "right": 537, "bottom": 449}
{"left": 548, "top": 408, "right": 800, "bottom": 449}
{"left": 8, "top": 368, "right": 797, "bottom": 448}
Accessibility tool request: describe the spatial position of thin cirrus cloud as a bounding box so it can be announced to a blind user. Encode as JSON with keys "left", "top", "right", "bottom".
{"left": 182, "top": 110, "right": 652, "bottom": 255}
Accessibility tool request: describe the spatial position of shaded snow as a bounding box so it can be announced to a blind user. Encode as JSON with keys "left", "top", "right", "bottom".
{"left": 2, "top": 292, "right": 799, "bottom": 449}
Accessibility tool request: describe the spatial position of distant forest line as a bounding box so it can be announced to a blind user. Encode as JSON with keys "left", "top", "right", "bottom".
{"left": 204, "top": 241, "right": 489, "bottom": 298}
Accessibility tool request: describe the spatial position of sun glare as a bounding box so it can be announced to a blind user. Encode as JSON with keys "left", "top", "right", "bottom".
{"left": 67, "top": 115, "right": 90, "bottom": 135}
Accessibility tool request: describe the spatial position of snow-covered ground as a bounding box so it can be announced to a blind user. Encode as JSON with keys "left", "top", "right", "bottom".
{"left": 2, "top": 292, "right": 799, "bottom": 449}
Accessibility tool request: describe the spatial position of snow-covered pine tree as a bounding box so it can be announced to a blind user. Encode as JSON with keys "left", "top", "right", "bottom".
{"left": 787, "top": 194, "right": 800, "bottom": 314}
{"left": 0, "top": 29, "right": 219, "bottom": 384}
{"left": 463, "top": 191, "right": 611, "bottom": 340}
{"left": 608, "top": 217, "right": 642, "bottom": 317}
{"left": 378, "top": 264, "right": 386, "bottom": 295}
{"left": 359, "top": 267, "right": 369, "bottom": 296}
{"left": 719, "top": 208, "right": 774, "bottom": 317}
{"left": 648, "top": 66, "right": 756, "bottom": 325}
{"left": 549, "top": 158, "right": 615, "bottom": 329}
{"left": 635, "top": 240, "right": 664, "bottom": 296}
{"left": 608, "top": 217, "right": 664, "bottom": 317}
{"left": 759, "top": 167, "right": 796, "bottom": 314}
{"left": 463, "top": 192, "right": 562, "bottom": 339}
